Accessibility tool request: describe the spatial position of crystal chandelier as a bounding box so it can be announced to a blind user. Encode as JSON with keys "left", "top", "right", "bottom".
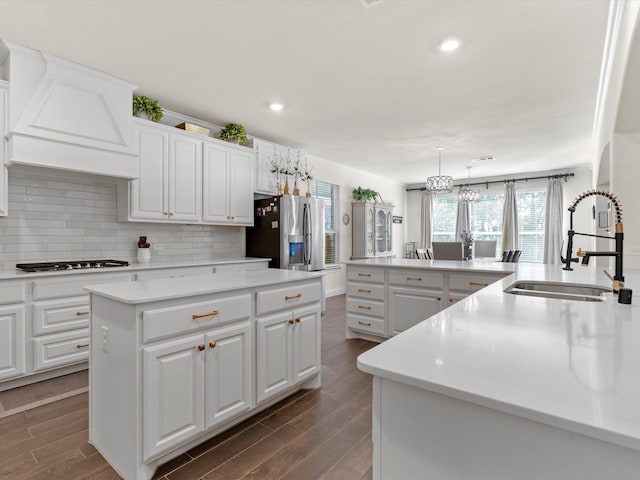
{"left": 458, "top": 166, "right": 480, "bottom": 203}
{"left": 426, "top": 146, "right": 453, "bottom": 194}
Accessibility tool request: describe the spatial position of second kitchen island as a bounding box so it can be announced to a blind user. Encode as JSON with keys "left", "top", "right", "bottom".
{"left": 85, "top": 269, "right": 323, "bottom": 480}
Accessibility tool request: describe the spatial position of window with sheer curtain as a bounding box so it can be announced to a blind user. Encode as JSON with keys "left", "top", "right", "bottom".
{"left": 431, "top": 188, "right": 547, "bottom": 262}
{"left": 311, "top": 180, "right": 340, "bottom": 266}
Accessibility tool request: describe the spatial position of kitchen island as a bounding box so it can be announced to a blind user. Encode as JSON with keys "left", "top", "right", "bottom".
{"left": 86, "top": 268, "right": 322, "bottom": 480}
{"left": 356, "top": 262, "right": 640, "bottom": 479}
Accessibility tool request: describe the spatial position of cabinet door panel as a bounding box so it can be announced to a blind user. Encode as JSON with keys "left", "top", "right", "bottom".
{"left": 388, "top": 288, "right": 441, "bottom": 336}
{"left": 0, "top": 85, "right": 7, "bottom": 216}
{"left": 256, "top": 313, "right": 293, "bottom": 404}
{"left": 228, "top": 150, "right": 254, "bottom": 225}
{"left": 0, "top": 305, "right": 25, "bottom": 381}
{"left": 205, "top": 322, "right": 252, "bottom": 429}
{"left": 130, "top": 126, "right": 168, "bottom": 220}
{"left": 169, "top": 134, "right": 202, "bottom": 221}
{"left": 202, "top": 143, "right": 230, "bottom": 223}
{"left": 292, "top": 307, "right": 320, "bottom": 384}
{"left": 33, "top": 328, "right": 89, "bottom": 371}
{"left": 143, "top": 334, "right": 204, "bottom": 461}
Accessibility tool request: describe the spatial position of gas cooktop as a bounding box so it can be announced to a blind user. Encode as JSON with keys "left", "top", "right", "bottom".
{"left": 16, "top": 259, "right": 129, "bottom": 273}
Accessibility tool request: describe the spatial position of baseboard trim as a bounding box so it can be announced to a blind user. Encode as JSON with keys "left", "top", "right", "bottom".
{"left": 327, "top": 287, "right": 346, "bottom": 297}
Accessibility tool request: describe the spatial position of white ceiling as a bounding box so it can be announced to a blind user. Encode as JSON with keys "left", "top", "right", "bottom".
{"left": 0, "top": 0, "right": 609, "bottom": 185}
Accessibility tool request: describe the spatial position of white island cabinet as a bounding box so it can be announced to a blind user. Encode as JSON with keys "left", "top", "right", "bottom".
{"left": 358, "top": 265, "right": 640, "bottom": 479}
{"left": 86, "top": 269, "right": 321, "bottom": 480}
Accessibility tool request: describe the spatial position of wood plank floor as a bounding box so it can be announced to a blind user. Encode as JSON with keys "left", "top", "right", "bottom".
{"left": 0, "top": 295, "right": 378, "bottom": 480}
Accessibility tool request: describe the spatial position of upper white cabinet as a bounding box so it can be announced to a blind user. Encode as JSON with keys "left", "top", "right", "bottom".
{"left": 0, "top": 81, "right": 7, "bottom": 217}
{"left": 118, "top": 121, "right": 202, "bottom": 223}
{"left": 202, "top": 140, "right": 254, "bottom": 225}
{"left": 0, "top": 40, "right": 138, "bottom": 179}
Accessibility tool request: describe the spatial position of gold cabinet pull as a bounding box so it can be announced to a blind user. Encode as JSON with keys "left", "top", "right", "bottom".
{"left": 406, "top": 276, "right": 422, "bottom": 281}
{"left": 357, "top": 273, "right": 371, "bottom": 277}
{"left": 76, "top": 344, "right": 89, "bottom": 349}
{"left": 285, "top": 293, "right": 302, "bottom": 301}
{"left": 358, "top": 288, "right": 371, "bottom": 293}
{"left": 289, "top": 318, "right": 295, "bottom": 324}
{"left": 469, "top": 281, "right": 489, "bottom": 287}
{"left": 192, "top": 310, "right": 219, "bottom": 320}
{"left": 358, "top": 305, "right": 372, "bottom": 310}
{"left": 76, "top": 311, "right": 89, "bottom": 316}
{"left": 295, "top": 317, "right": 301, "bottom": 323}
{"left": 436, "top": 296, "right": 442, "bottom": 301}
{"left": 209, "top": 341, "right": 217, "bottom": 348}
{"left": 169, "top": 212, "right": 174, "bottom": 216}
{"left": 449, "top": 298, "right": 455, "bottom": 303}
{"left": 164, "top": 211, "right": 169, "bottom": 215}
{"left": 197, "top": 344, "right": 205, "bottom": 351}
{"left": 358, "top": 321, "right": 372, "bottom": 326}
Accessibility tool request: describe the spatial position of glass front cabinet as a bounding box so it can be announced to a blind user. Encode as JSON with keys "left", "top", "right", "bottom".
{"left": 351, "top": 201, "right": 394, "bottom": 259}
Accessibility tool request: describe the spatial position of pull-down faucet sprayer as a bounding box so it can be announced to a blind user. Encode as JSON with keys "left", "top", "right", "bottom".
{"left": 562, "top": 190, "right": 624, "bottom": 292}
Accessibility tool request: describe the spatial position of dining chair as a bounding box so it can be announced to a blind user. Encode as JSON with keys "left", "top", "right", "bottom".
{"left": 416, "top": 248, "right": 432, "bottom": 260}
{"left": 474, "top": 240, "right": 497, "bottom": 258}
{"left": 432, "top": 242, "right": 463, "bottom": 261}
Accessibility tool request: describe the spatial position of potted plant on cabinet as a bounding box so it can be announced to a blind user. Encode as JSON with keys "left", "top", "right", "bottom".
{"left": 352, "top": 186, "right": 379, "bottom": 202}
{"left": 132, "top": 96, "right": 163, "bottom": 122}
{"left": 219, "top": 123, "right": 248, "bottom": 145}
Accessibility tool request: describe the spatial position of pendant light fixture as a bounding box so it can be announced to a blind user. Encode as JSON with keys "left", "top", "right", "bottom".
{"left": 458, "top": 166, "right": 480, "bottom": 203}
{"left": 426, "top": 146, "right": 453, "bottom": 194}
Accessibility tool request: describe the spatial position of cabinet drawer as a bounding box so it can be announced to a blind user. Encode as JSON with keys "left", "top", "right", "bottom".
{"left": 256, "top": 282, "right": 321, "bottom": 316}
{"left": 33, "top": 296, "right": 89, "bottom": 335}
{"left": 143, "top": 293, "right": 251, "bottom": 343}
{"left": 0, "top": 282, "right": 25, "bottom": 305}
{"left": 347, "top": 313, "right": 385, "bottom": 336}
{"left": 346, "top": 298, "right": 384, "bottom": 318}
{"left": 389, "top": 270, "right": 443, "bottom": 289}
{"left": 347, "top": 282, "right": 385, "bottom": 301}
{"left": 33, "top": 273, "right": 132, "bottom": 300}
{"left": 33, "top": 329, "right": 89, "bottom": 372}
{"left": 347, "top": 268, "right": 384, "bottom": 284}
{"left": 136, "top": 266, "right": 212, "bottom": 281}
{"left": 448, "top": 273, "right": 506, "bottom": 293}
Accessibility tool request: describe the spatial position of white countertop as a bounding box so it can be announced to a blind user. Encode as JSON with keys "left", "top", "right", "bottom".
{"left": 0, "top": 257, "right": 269, "bottom": 280}
{"left": 86, "top": 268, "right": 322, "bottom": 304}
{"left": 344, "top": 257, "right": 518, "bottom": 274}
{"left": 356, "top": 262, "right": 640, "bottom": 452}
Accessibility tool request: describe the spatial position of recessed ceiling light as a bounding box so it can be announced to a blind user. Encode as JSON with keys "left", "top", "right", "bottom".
{"left": 439, "top": 38, "right": 461, "bottom": 52}
{"left": 269, "top": 103, "right": 284, "bottom": 111}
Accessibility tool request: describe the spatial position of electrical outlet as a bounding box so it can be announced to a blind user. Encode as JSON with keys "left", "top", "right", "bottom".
{"left": 154, "top": 243, "right": 164, "bottom": 250}
{"left": 101, "top": 325, "right": 109, "bottom": 351}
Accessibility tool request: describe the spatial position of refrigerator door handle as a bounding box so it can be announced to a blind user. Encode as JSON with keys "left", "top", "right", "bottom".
{"left": 303, "top": 203, "right": 312, "bottom": 265}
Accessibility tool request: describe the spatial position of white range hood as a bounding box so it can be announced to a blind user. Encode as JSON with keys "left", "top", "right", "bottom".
{"left": 0, "top": 40, "right": 139, "bottom": 179}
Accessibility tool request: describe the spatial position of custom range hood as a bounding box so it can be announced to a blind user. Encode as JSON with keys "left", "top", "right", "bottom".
{"left": 0, "top": 40, "right": 139, "bottom": 179}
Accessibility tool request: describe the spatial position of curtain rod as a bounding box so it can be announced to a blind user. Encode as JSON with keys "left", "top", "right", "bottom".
{"left": 406, "top": 172, "right": 574, "bottom": 192}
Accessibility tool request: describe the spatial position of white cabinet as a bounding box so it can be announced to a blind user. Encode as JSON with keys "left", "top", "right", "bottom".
{"left": 388, "top": 288, "right": 442, "bottom": 336}
{"left": 119, "top": 122, "right": 202, "bottom": 223}
{"left": 351, "top": 201, "right": 394, "bottom": 259}
{"left": 202, "top": 140, "right": 254, "bottom": 225}
{"left": 256, "top": 304, "right": 320, "bottom": 404}
{"left": 0, "top": 81, "right": 7, "bottom": 217}
{"left": 0, "top": 304, "right": 26, "bottom": 381}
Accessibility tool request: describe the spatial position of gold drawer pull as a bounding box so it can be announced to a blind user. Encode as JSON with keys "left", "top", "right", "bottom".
{"left": 289, "top": 318, "right": 295, "bottom": 324}
{"left": 436, "top": 296, "right": 442, "bottom": 301}
{"left": 197, "top": 344, "right": 205, "bottom": 351}
{"left": 295, "top": 317, "right": 301, "bottom": 323}
{"left": 76, "top": 311, "right": 89, "bottom": 316}
{"left": 449, "top": 298, "right": 455, "bottom": 303}
{"left": 469, "top": 281, "right": 489, "bottom": 287}
{"left": 358, "top": 305, "right": 372, "bottom": 310}
{"left": 406, "top": 276, "right": 422, "bottom": 281}
{"left": 358, "top": 321, "right": 372, "bottom": 326}
{"left": 358, "top": 288, "right": 371, "bottom": 293}
{"left": 357, "top": 273, "right": 371, "bottom": 277}
{"left": 285, "top": 293, "right": 302, "bottom": 301}
{"left": 76, "top": 344, "right": 89, "bottom": 349}
{"left": 209, "top": 341, "right": 216, "bottom": 348}
{"left": 192, "top": 310, "right": 219, "bottom": 320}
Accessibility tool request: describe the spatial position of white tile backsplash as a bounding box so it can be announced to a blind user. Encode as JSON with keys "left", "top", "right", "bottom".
{"left": 0, "top": 170, "right": 245, "bottom": 270}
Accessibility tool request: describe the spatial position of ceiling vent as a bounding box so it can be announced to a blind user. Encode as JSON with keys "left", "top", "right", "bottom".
{"left": 471, "top": 155, "right": 495, "bottom": 163}
{"left": 360, "top": 0, "right": 383, "bottom": 8}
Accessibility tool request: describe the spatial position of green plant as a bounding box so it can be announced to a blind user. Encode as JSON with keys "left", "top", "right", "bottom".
{"left": 353, "top": 186, "right": 379, "bottom": 202}
{"left": 219, "top": 123, "right": 248, "bottom": 145}
{"left": 132, "top": 96, "right": 163, "bottom": 122}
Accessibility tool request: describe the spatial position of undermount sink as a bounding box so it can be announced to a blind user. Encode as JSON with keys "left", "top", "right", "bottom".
{"left": 504, "top": 281, "right": 611, "bottom": 302}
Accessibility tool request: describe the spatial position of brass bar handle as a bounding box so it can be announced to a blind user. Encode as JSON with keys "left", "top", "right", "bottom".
{"left": 192, "top": 310, "right": 219, "bottom": 320}
{"left": 357, "top": 273, "right": 371, "bottom": 277}
{"left": 358, "top": 321, "right": 372, "bottom": 326}
{"left": 197, "top": 344, "right": 205, "bottom": 351}
{"left": 469, "top": 281, "right": 489, "bottom": 287}
{"left": 358, "top": 305, "right": 372, "bottom": 310}
{"left": 406, "top": 276, "right": 422, "bottom": 281}
{"left": 358, "top": 288, "right": 372, "bottom": 293}
{"left": 285, "top": 293, "right": 302, "bottom": 301}
{"left": 209, "top": 341, "right": 216, "bottom": 348}
{"left": 76, "top": 311, "right": 89, "bottom": 316}
{"left": 76, "top": 344, "right": 89, "bottom": 349}
{"left": 295, "top": 317, "right": 301, "bottom": 323}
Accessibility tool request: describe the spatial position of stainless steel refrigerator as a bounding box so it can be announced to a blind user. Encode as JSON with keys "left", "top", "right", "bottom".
{"left": 246, "top": 195, "right": 325, "bottom": 272}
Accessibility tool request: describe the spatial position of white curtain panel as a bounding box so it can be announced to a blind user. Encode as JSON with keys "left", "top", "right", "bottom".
{"left": 420, "top": 191, "right": 433, "bottom": 249}
{"left": 543, "top": 177, "right": 564, "bottom": 264}
{"left": 455, "top": 200, "right": 470, "bottom": 242}
{"left": 501, "top": 182, "right": 519, "bottom": 251}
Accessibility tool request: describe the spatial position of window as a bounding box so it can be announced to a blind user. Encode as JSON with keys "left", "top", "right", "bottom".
{"left": 517, "top": 189, "right": 546, "bottom": 263}
{"left": 470, "top": 192, "right": 504, "bottom": 246}
{"left": 312, "top": 180, "right": 340, "bottom": 266}
{"left": 431, "top": 195, "right": 457, "bottom": 242}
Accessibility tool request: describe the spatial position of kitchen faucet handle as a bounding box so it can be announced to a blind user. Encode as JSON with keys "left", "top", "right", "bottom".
{"left": 603, "top": 270, "right": 624, "bottom": 293}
